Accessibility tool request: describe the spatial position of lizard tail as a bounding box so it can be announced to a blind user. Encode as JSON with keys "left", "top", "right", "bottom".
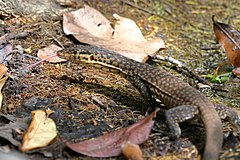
{"left": 199, "top": 102, "right": 223, "bottom": 160}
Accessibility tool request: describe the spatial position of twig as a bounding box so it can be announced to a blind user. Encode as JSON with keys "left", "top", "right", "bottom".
{"left": 0, "top": 32, "right": 29, "bottom": 46}
{"left": 200, "top": 45, "right": 220, "bottom": 50}
{"left": 153, "top": 55, "right": 216, "bottom": 89}
{"left": 154, "top": 55, "right": 229, "bottom": 91}
{"left": 22, "top": 53, "right": 40, "bottom": 60}
{"left": 44, "top": 30, "right": 64, "bottom": 48}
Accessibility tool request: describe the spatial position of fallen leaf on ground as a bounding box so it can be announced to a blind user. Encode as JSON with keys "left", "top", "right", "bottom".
{"left": 0, "top": 64, "right": 8, "bottom": 78}
{"left": 66, "top": 109, "right": 159, "bottom": 157}
{"left": 0, "top": 64, "right": 8, "bottom": 109}
{"left": 213, "top": 15, "right": 240, "bottom": 67}
{"left": 122, "top": 142, "right": 143, "bottom": 160}
{"left": 0, "top": 44, "right": 12, "bottom": 63}
{"left": 37, "top": 44, "right": 66, "bottom": 63}
{"left": 232, "top": 67, "right": 240, "bottom": 78}
{"left": 19, "top": 110, "right": 57, "bottom": 152}
{"left": 0, "top": 76, "right": 8, "bottom": 109}
{"left": 63, "top": 5, "right": 165, "bottom": 62}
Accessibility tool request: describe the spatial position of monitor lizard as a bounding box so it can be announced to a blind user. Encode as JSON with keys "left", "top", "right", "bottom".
{"left": 58, "top": 45, "right": 240, "bottom": 160}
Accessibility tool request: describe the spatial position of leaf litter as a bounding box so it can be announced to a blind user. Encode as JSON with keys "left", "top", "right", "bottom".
{"left": 0, "top": 1, "right": 239, "bottom": 160}
{"left": 0, "top": 114, "right": 30, "bottom": 146}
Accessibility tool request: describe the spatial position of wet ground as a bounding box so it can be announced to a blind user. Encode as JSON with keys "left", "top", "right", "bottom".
{"left": 0, "top": 0, "right": 240, "bottom": 159}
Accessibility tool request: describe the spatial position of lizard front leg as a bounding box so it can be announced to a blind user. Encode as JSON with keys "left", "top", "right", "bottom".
{"left": 125, "top": 76, "right": 155, "bottom": 103}
{"left": 165, "top": 105, "right": 199, "bottom": 139}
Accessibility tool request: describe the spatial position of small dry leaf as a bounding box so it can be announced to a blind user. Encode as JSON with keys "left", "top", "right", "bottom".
{"left": 232, "top": 67, "right": 240, "bottom": 78}
{"left": 0, "top": 44, "right": 13, "bottom": 63}
{"left": 63, "top": 5, "right": 165, "bottom": 62}
{"left": 0, "top": 63, "right": 8, "bottom": 78}
{"left": 19, "top": 110, "right": 57, "bottom": 152}
{"left": 0, "top": 76, "right": 8, "bottom": 109}
{"left": 66, "top": 109, "right": 159, "bottom": 158}
{"left": 213, "top": 15, "right": 240, "bottom": 67}
{"left": 122, "top": 142, "right": 143, "bottom": 160}
{"left": 37, "top": 44, "right": 66, "bottom": 63}
{"left": 0, "top": 34, "right": 14, "bottom": 61}
{"left": 0, "top": 64, "right": 8, "bottom": 109}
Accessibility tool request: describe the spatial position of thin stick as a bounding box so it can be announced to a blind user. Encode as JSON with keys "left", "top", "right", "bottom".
{"left": 0, "top": 32, "right": 29, "bottom": 46}
{"left": 44, "top": 30, "right": 64, "bottom": 48}
{"left": 153, "top": 55, "right": 228, "bottom": 91}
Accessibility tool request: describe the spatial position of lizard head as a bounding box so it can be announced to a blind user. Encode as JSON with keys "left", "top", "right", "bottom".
{"left": 57, "top": 49, "right": 94, "bottom": 64}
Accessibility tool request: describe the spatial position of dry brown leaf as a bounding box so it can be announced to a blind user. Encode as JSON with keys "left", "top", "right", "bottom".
{"left": 232, "top": 67, "right": 240, "bottom": 78}
{"left": 213, "top": 15, "right": 240, "bottom": 67}
{"left": 0, "top": 44, "right": 12, "bottom": 63}
{"left": 63, "top": 5, "right": 165, "bottom": 62}
{"left": 0, "top": 64, "right": 8, "bottom": 109}
{"left": 37, "top": 44, "right": 66, "bottom": 63}
{"left": 122, "top": 142, "right": 144, "bottom": 160}
{"left": 0, "top": 76, "right": 8, "bottom": 109}
{"left": 66, "top": 109, "right": 159, "bottom": 158}
{"left": 63, "top": 5, "right": 113, "bottom": 39}
{"left": 19, "top": 110, "right": 57, "bottom": 152}
{"left": 0, "top": 63, "right": 8, "bottom": 78}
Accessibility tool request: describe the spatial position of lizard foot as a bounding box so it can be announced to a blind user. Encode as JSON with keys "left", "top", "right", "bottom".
{"left": 214, "top": 104, "right": 240, "bottom": 133}
{"left": 166, "top": 105, "right": 199, "bottom": 139}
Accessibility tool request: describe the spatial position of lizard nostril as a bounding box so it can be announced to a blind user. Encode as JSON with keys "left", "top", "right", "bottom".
{"left": 89, "top": 55, "right": 94, "bottom": 61}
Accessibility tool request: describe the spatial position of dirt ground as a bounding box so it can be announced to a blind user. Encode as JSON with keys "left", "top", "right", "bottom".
{"left": 0, "top": 0, "right": 240, "bottom": 159}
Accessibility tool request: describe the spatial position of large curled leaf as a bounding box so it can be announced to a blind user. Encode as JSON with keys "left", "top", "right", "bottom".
{"left": 66, "top": 109, "right": 159, "bottom": 158}
{"left": 213, "top": 15, "right": 240, "bottom": 67}
{"left": 63, "top": 5, "right": 165, "bottom": 62}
